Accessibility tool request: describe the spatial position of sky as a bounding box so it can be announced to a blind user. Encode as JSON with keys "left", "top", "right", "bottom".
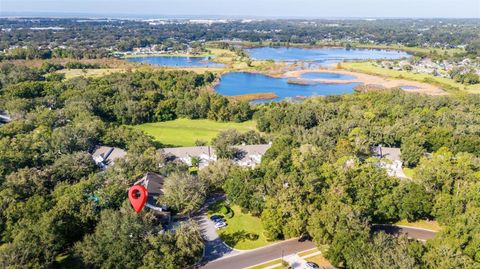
{"left": 1, "top": 0, "right": 479, "bottom": 18}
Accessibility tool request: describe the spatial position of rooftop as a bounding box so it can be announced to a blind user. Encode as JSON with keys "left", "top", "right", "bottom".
{"left": 372, "top": 146, "right": 401, "bottom": 162}
{"left": 92, "top": 145, "right": 127, "bottom": 168}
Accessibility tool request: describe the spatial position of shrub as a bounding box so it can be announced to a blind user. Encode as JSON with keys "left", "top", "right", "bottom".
{"left": 220, "top": 205, "right": 230, "bottom": 215}
{"left": 225, "top": 209, "right": 234, "bottom": 219}
{"left": 247, "top": 233, "right": 259, "bottom": 240}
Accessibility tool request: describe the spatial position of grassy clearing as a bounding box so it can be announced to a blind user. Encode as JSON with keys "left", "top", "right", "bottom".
{"left": 57, "top": 68, "right": 127, "bottom": 79}
{"left": 130, "top": 118, "right": 257, "bottom": 147}
{"left": 248, "top": 259, "right": 287, "bottom": 269}
{"left": 305, "top": 253, "right": 332, "bottom": 267}
{"left": 403, "top": 167, "right": 415, "bottom": 178}
{"left": 342, "top": 61, "right": 478, "bottom": 92}
{"left": 395, "top": 219, "right": 442, "bottom": 232}
{"left": 227, "top": 92, "right": 278, "bottom": 102}
{"left": 208, "top": 202, "right": 273, "bottom": 250}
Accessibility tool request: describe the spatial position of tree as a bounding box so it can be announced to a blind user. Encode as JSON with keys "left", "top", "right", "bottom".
{"left": 160, "top": 173, "right": 207, "bottom": 215}
{"left": 401, "top": 135, "right": 427, "bottom": 168}
{"left": 74, "top": 204, "right": 154, "bottom": 269}
{"left": 198, "top": 159, "right": 235, "bottom": 191}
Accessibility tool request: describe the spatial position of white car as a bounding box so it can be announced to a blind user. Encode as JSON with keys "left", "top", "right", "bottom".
{"left": 305, "top": 262, "right": 320, "bottom": 269}
{"left": 215, "top": 221, "right": 227, "bottom": 229}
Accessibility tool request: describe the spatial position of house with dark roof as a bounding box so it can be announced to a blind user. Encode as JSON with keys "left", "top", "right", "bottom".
{"left": 134, "top": 172, "right": 171, "bottom": 223}
{"left": 92, "top": 145, "right": 127, "bottom": 169}
{"left": 0, "top": 110, "right": 11, "bottom": 124}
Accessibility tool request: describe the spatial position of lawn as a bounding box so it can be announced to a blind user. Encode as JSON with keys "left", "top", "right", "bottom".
{"left": 208, "top": 202, "right": 273, "bottom": 250}
{"left": 403, "top": 167, "right": 415, "bottom": 178}
{"left": 342, "top": 61, "right": 479, "bottom": 93}
{"left": 130, "top": 118, "right": 257, "bottom": 147}
{"left": 305, "top": 254, "right": 332, "bottom": 267}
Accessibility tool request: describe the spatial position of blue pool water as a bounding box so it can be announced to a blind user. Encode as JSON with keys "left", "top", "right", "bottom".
{"left": 215, "top": 72, "right": 360, "bottom": 101}
{"left": 247, "top": 47, "right": 410, "bottom": 67}
{"left": 126, "top": 56, "right": 224, "bottom": 67}
{"left": 301, "top": 72, "right": 357, "bottom": 80}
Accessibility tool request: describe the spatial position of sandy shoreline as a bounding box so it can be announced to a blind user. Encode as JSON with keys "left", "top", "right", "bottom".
{"left": 283, "top": 68, "right": 447, "bottom": 95}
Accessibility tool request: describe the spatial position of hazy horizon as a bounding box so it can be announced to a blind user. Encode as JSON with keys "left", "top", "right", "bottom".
{"left": 1, "top": 0, "right": 479, "bottom": 19}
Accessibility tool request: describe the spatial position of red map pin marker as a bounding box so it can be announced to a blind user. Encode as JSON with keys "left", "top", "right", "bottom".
{"left": 128, "top": 185, "right": 148, "bottom": 213}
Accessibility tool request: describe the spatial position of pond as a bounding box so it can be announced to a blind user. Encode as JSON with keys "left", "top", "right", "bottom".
{"left": 215, "top": 72, "right": 361, "bottom": 102}
{"left": 300, "top": 72, "right": 357, "bottom": 80}
{"left": 126, "top": 56, "right": 224, "bottom": 67}
{"left": 247, "top": 47, "right": 410, "bottom": 67}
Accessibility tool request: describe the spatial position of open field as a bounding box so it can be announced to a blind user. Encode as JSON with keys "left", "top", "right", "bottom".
{"left": 129, "top": 118, "right": 257, "bottom": 147}
{"left": 227, "top": 92, "right": 278, "bottom": 102}
{"left": 395, "top": 219, "right": 442, "bottom": 232}
{"left": 342, "top": 61, "right": 479, "bottom": 93}
{"left": 57, "top": 68, "right": 127, "bottom": 79}
{"left": 208, "top": 202, "right": 273, "bottom": 250}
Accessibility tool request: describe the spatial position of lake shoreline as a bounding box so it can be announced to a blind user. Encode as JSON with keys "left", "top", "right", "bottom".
{"left": 283, "top": 68, "right": 446, "bottom": 95}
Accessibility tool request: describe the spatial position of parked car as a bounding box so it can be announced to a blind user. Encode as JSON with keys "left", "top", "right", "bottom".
{"left": 210, "top": 215, "right": 224, "bottom": 223}
{"left": 305, "top": 262, "right": 320, "bottom": 269}
{"left": 215, "top": 221, "right": 227, "bottom": 229}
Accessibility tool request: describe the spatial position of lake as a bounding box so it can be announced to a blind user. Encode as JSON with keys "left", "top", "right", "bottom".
{"left": 215, "top": 72, "right": 360, "bottom": 101}
{"left": 126, "top": 56, "right": 224, "bottom": 67}
{"left": 300, "top": 72, "right": 357, "bottom": 80}
{"left": 247, "top": 47, "right": 410, "bottom": 67}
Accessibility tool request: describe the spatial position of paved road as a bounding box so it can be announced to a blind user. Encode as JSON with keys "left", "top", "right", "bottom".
{"left": 372, "top": 224, "right": 437, "bottom": 241}
{"left": 198, "top": 238, "right": 315, "bottom": 269}
{"left": 198, "top": 225, "right": 437, "bottom": 269}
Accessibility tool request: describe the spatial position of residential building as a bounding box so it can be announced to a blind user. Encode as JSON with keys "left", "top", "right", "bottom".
{"left": 371, "top": 145, "right": 408, "bottom": 179}
{"left": 161, "top": 143, "right": 271, "bottom": 168}
{"left": 134, "top": 172, "right": 171, "bottom": 223}
{"left": 91, "top": 145, "right": 127, "bottom": 169}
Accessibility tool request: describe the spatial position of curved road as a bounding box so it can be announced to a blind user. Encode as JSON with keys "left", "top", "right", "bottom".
{"left": 199, "top": 238, "right": 315, "bottom": 269}
{"left": 372, "top": 224, "right": 437, "bottom": 241}
{"left": 198, "top": 225, "right": 437, "bottom": 269}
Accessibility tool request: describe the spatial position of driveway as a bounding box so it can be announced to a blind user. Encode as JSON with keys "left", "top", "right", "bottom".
{"left": 194, "top": 212, "right": 239, "bottom": 262}
{"left": 193, "top": 194, "right": 239, "bottom": 262}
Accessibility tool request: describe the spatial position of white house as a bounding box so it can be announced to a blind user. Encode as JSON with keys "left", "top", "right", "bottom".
{"left": 371, "top": 145, "right": 409, "bottom": 179}
{"left": 161, "top": 144, "right": 271, "bottom": 169}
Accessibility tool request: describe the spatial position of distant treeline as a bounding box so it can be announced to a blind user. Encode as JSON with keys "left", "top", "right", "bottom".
{"left": 1, "top": 18, "right": 479, "bottom": 59}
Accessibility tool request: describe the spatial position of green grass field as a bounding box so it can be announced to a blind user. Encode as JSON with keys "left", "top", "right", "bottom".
{"left": 57, "top": 68, "right": 127, "bottom": 79}
{"left": 130, "top": 118, "right": 257, "bottom": 147}
{"left": 342, "top": 61, "right": 480, "bottom": 93}
{"left": 208, "top": 202, "right": 272, "bottom": 250}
